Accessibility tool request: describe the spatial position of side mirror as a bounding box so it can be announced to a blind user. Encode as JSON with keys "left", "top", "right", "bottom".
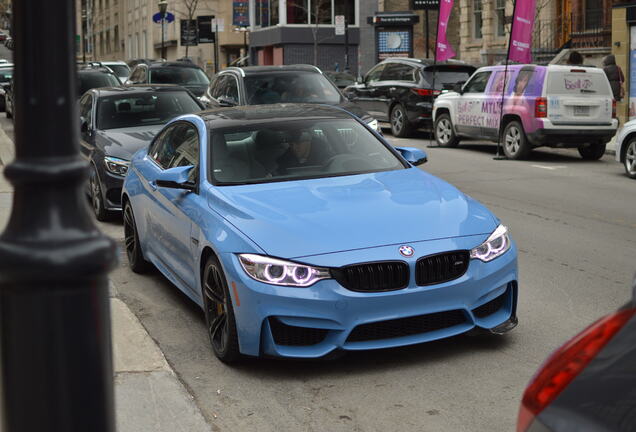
{"left": 453, "top": 82, "right": 465, "bottom": 94}
{"left": 155, "top": 165, "right": 197, "bottom": 191}
{"left": 217, "top": 96, "right": 237, "bottom": 107}
{"left": 395, "top": 146, "right": 428, "bottom": 166}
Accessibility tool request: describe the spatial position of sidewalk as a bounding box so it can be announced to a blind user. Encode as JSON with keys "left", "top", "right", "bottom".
{"left": 0, "top": 127, "right": 212, "bottom": 432}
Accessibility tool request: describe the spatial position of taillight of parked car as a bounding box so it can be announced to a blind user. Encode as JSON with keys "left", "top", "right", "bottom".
{"left": 517, "top": 307, "right": 636, "bottom": 432}
{"left": 612, "top": 99, "right": 617, "bottom": 119}
{"left": 534, "top": 97, "right": 547, "bottom": 118}
{"left": 411, "top": 88, "right": 441, "bottom": 97}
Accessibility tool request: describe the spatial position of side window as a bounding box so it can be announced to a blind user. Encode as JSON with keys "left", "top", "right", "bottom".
{"left": 463, "top": 71, "right": 492, "bottom": 94}
{"left": 365, "top": 64, "right": 386, "bottom": 84}
{"left": 224, "top": 76, "right": 239, "bottom": 102}
{"left": 79, "top": 94, "right": 93, "bottom": 125}
{"left": 381, "top": 63, "right": 416, "bottom": 82}
{"left": 149, "top": 126, "right": 176, "bottom": 168}
{"left": 211, "top": 75, "right": 229, "bottom": 99}
{"left": 166, "top": 124, "right": 199, "bottom": 171}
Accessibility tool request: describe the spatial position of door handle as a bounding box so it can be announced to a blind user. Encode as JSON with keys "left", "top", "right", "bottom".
{"left": 149, "top": 180, "right": 158, "bottom": 191}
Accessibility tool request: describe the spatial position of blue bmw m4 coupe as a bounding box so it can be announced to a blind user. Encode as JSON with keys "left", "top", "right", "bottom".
{"left": 122, "top": 104, "right": 518, "bottom": 363}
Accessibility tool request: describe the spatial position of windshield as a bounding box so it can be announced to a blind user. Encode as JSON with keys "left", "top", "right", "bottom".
{"left": 79, "top": 73, "right": 121, "bottom": 95}
{"left": 244, "top": 72, "right": 343, "bottom": 105}
{"left": 97, "top": 91, "right": 202, "bottom": 130}
{"left": 106, "top": 64, "right": 131, "bottom": 77}
{"left": 210, "top": 118, "right": 404, "bottom": 185}
{"left": 150, "top": 67, "right": 210, "bottom": 85}
{"left": 0, "top": 69, "right": 12, "bottom": 83}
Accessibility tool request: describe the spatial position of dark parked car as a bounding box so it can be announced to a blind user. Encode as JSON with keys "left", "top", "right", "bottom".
{"left": 344, "top": 58, "right": 476, "bottom": 137}
{"left": 78, "top": 66, "right": 121, "bottom": 97}
{"left": 517, "top": 276, "right": 636, "bottom": 432}
{"left": 126, "top": 61, "right": 210, "bottom": 102}
{"left": 0, "top": 67, "right": 13, "bottom": 111}
{"left": 203, "top": 65, "right": 380, "bottom": 132}
{"left": 79, "top": 85, "right": 204, "bottom": 220}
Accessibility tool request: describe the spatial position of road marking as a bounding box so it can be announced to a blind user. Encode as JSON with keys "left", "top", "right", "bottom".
{"left": 531, "top": 164, "right": 567, "bottom": 170}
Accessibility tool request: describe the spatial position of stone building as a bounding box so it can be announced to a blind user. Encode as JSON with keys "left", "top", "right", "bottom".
{"left": 77, "top": 0, "right": 245, "bottom": 74}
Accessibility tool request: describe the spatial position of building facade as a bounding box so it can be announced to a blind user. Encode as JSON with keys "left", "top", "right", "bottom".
{"left": 248, "top": 0, "right": 375, "bottom": 75}
{"left": 77, "top": 0, "right": 245, "bottom": 75}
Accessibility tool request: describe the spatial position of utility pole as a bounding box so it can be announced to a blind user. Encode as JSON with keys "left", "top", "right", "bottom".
{"left": 1, "top": 0, "right": 118, "bottom": 431}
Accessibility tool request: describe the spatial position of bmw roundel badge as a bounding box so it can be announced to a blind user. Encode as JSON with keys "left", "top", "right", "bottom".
{"left": 399, "top": 245, "right": 414, "bottom": 257}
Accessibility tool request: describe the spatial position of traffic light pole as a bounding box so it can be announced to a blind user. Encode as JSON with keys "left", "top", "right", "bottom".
{"left": 0, "top": 0, "right": 118, "bottom": 430}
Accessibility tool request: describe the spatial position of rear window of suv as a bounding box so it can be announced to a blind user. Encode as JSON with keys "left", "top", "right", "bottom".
{"left": 421, "top": 68, "right": 474, "bottom": 91}
{"left": 546, "top": 70, "right": 612, "bottom": 96}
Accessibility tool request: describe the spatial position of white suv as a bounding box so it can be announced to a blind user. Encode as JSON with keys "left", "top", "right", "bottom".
{"left": 433, "top": 64, "right": 618, "bottom": 160}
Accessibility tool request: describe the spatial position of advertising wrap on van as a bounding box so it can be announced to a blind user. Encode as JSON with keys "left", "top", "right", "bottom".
{"left": 509, "top": 0, "right": 537, "bottom": 64}
{"left": 455, "top": 66, "right": 547, "bottom": 133}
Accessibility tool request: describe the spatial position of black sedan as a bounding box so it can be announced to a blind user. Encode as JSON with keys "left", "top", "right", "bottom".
{"left": 202, "top": 65, "right": 380, "bottom": 133}
{"left": 517, "top": 276, "right": 636, "bottom": 432}
{"left": 344, "top": 58, "right": 475, "bottom": 137}
{"left": 79, "top": 85, "right": 204, "bottom": 220}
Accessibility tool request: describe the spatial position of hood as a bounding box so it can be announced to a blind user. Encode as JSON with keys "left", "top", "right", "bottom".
{"left": 338, "top": 101, "right": 373, "bottom": 122}
{"left": 603, "top": 54, "right": 616, "bottom": 67}
{"left": 208, "top": 168, "right": 498, "bottom": 258}
{"left": 97, "top": 124, "right": 164, "bottom": 160}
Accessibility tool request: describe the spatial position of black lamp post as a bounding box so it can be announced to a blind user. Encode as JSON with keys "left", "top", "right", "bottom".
{"left": 158, "top": 0, "right": 168, "bottom": 60}
{"left": 0, "top": 0, "right": 117, "bottom": 430}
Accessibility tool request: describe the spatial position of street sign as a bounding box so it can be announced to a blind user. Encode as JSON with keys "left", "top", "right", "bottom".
{"left": 212, "top": 17, "right": 225, "bottom": 32}
{"left": 180, "top": 19, "right": 198, "bottom": 46}
{"left": 335, "top": 15, "right": 346, "bottom": 35}
{"left": 411, "top": 0, "right": 439, "bottom": 10}
{"left": 197, "top": 15, "right": 215, "bottom": 43}
{"left": 153, "top": 11, "right": 175, "bottom": 23}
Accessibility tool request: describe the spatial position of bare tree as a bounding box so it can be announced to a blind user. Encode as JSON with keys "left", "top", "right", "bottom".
{"left": 176, "top": 0, "right": 216, "bottom": 58}
{"left": 289, "top": 0, "right": 333, "bottom": 66}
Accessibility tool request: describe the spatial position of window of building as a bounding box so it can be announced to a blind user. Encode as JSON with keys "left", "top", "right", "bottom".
{"left": 287, "top": 0, "right": 308, "bottom": 24}
{"left": 334, "top": 0, "right": 355, "bottom": 26}
{"left": 256, "top": 0, "right": 280, "bottom": 27}
{"left": 473, "top": 0, "right": 483, "bottom": 39}
{"left": 495, "top": 0, "right": 505, "bottom": 37}
{"left": 106, "top": 30, "right": 111, "bottom": 53}
{"left": 584, "top": 0, "right": 602, "bottom": 30}
{"left": 114, "top": 25, "right": 119, "bottom": 52}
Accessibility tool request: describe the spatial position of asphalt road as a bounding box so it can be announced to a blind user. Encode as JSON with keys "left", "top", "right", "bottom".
{"left": 1, "top": 117, "right": 634, "bottom": 430}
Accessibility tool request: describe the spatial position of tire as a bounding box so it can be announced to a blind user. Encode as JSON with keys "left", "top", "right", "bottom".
{"left": 123, "top": 201, "right": 151, "bottom": 273}
{"left": 502, "top": 120, "right": 531, "bottom": 160}
{"left": 202, "top": 255, "right": 241, "bottom": 364}
{"left": 434, "top": 113, "right": 459, "bottom": 147}
{"left": 622, "top": 138, "right": 636, "bottom": 179}
{"left": 390, "top": 104, "right": 412, "bottom": 138}
{"left": 89, "top": 168, "right": 110, "bottom": 221}
{"left": 578, "top": 142, "right": 606, "bottom": 160}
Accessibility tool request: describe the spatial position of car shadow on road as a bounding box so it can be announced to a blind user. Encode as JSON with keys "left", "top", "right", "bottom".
{"left": 434, "top": 141, "right": 614, "bottom": 164}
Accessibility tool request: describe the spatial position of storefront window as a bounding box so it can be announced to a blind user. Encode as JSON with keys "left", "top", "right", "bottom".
{"left": 287, "top": 0, "right": 308, "bottom": 24}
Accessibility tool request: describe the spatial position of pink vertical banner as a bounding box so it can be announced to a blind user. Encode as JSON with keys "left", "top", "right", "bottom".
{"left": 509, "top": 0, "right": 537, "bottom": 63}
{"left": 435, "top": 0, "right": 456, "bottom": 62}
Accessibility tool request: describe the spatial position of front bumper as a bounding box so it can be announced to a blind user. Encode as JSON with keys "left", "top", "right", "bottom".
{"left": 221, "top": 235, "right": 519, "bottom": 358}
{"left": 99, "top": 166, "right": 126, "bottom": 211}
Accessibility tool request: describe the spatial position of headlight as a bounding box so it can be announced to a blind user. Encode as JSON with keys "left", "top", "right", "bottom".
{"left": 238, "top": 254, "right": 331, "bottom": 287}
{"left": 104, "top": 156, "right": 129, "bottom": 176}
{"left": 470, "top": 225, "right": 511, "bottom": 262}
{"left": 367, "top": 118, "right": 379, "bottom": 131}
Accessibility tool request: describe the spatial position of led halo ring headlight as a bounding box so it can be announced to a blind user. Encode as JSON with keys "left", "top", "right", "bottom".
{"left": 104, "top": 156, "right": 130, "bottom": 176}
{"left": 470, "top": 224, "right": 511, "bottom": 262}
{"left": 238, "top": 254, "right": 331, "bottom": 287}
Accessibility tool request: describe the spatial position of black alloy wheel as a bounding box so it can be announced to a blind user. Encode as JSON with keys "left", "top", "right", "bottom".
{"left": 390, "top": 104, "right": 412, "bottom": 138}
{"left": 123, "top": 202, "right": 150, "bottom": 273}
{"left": 89, "top": 168, "right": 110, "bottom": 221}
{"left": 202, "top": 256, "right": 240, "bottom": 363}
{"left": 578, "top": 142, "right": 606, "bottom": 160}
